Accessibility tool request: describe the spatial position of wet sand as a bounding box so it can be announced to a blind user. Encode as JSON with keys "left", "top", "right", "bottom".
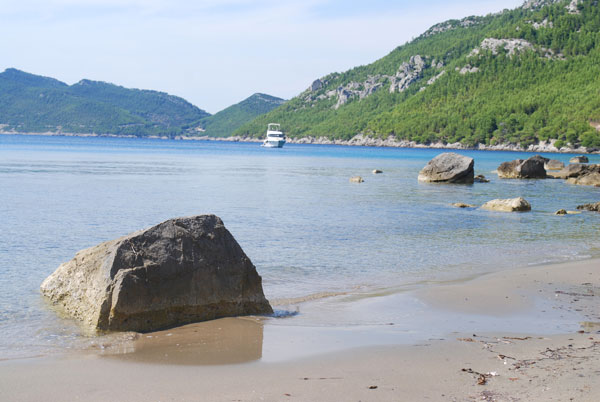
{"left": 1, "top": 258, "right": 598, "bottom": 401}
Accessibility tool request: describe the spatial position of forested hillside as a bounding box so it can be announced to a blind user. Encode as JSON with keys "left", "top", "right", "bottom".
{"left": 235, "top": 0, "right": 600, "bottom": 149}
{"left": 0, "top": 69, "right": 210, "bottom": 137}
{"left": 200, "top": 93, "right": 285, "bottom": 137}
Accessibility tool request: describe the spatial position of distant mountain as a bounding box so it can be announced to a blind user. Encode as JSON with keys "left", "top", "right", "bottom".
{"left": 235, "top": 0, "right": 600, "bottom": 149}
{"left": 0, "top": 69, "right": 210, "bottom": 137}
{"left": 200, "top": 93, "right": 286, "bottom": 137}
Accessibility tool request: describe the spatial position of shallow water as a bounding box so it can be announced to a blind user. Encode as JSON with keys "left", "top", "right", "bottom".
{"left": 1, "top": 134, "right": 599, "bottom": 359}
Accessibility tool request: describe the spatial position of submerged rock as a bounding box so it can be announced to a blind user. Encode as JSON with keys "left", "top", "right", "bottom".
{"left": 418, "top": 152, "right": 474, "bottom": 183}
{"left": 474, "top": 174, "right": 490, "bottom": 183}
{"left": 452, "top": 203, "right": 476, "bottom": 208}
{"left": 570, "top": 155, "right": 589, "bottom": 163}
{"left": 555, "top": 209, "right": 567, "bottom": 215}
{"left": 40, "top": 215, "right": 273, "bottom": 332}
{"left": 498, "top": 155, "right": 546, "bottom": 179}
{"left": 481, "top": 197, "right": 531, "bottom": 212}
{"left": 350, "top": 176, "right": 364, "bottom": 183}
{"left": 577, "top": 202, "right": 600, "bottom": 212}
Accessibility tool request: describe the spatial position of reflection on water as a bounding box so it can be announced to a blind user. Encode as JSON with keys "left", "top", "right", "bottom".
{"left": 101, "top": 317, "right": 263, "bottom": 365}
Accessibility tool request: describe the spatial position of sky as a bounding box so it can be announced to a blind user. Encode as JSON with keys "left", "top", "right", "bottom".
{"left": 1, "top": 0, "right": 524, "bottom": 114}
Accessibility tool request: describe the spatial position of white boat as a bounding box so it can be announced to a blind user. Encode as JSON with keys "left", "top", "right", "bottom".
{"left": 262, "top": 123, "right": 286, "bottom": 148}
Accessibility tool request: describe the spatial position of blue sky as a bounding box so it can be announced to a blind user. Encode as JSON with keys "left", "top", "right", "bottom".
{"left": 1, "top": 0, "right": 523, "bottom": 113}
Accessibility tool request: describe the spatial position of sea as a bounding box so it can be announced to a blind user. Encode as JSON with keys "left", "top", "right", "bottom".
{"left": 1, "top": 134, "right": 599, "bottom": 361}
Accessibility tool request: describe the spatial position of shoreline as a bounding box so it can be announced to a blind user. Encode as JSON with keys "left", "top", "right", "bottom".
{"left": 2, "top": 130, "right": 599, "bottom": 155}
{"left": 1, "top": 258, "right": 598, "bottom": 401}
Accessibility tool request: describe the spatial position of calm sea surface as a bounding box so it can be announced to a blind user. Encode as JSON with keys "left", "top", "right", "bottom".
{"left": 1, "top": 134, "right": 599, "bottom": 359}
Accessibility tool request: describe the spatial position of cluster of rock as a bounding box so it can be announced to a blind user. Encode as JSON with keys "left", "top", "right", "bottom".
{"left": 497, "top": 154, "right": 600, "bottom": 186}
{"left": 577, "top": 202, "right": 600, "bottom": 212}
{"left": 302, "top": 55, "right": 447, "bottom": 110}
{"left": 458, "top": 65, "right": 480, "bottom": 75}
{"left": 41, "top": 215, "right": 273, "bottom": 332}
{"left": 528, "top": 18, "right": 553, "bottom": 29}
{"left": 470, "top": 38, "right": 557, "bottom": 59}
{"left": 421, "top": 16, "right": 482, "bottom": 38}
{"left": 522, "top": 0, "right": 580, "bottom": 13}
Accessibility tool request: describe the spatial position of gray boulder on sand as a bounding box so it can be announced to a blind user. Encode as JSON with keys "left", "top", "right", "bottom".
{"left": 40, "top": 215, "right": 273, "bottom": 332}
{"left": 418, "top": 152, "right": 474, "bottom": 183}
{"left": 481, "top": 197, "right": 532, "bottom": 212}
{"left": 570, "top": 155, "right": 589, "bottom": 163}
{"left": 497, "top": 155, "right": 547, "bottom": 179}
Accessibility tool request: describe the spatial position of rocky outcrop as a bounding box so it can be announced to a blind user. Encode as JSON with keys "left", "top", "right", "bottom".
{"left": 418, "top": 152, "right": 474, "bottom": 183}
{"left": 577, "top": 202, "right": 600, "bottom": 212}
{"left": 40, "top": 215, "right": 273, "bottom": 332}
{"left": 389, "top": 55, "right": 426, "bottom": 93}
{"left": 570, "top": 155, "right": 589, "bottom": 163}
{"left": 470, "top": 38, "right": 556, "bottom": 59}
{"left": 497, "top": 155, "right": 547, "bottom": 179}
{"left": 459, "top": 65, "right": 480, "bottom": 75}
{"left": 481, "top": 197, "right": 532, "bottom": 212}
{"left": 544, "top": 159, "right": 565, "bottom": 170}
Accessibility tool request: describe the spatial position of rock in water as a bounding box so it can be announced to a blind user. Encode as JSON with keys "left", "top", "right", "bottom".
{"left": 40, "top": 215, "right": 273, "bottom": 332}
{"left": 567, "top": 172, "right": 600, "bottom": 186}
{"left": 544, "top": 159, "right": 565, "bottom": 171}
{"left": 481, "top": 197, "right": 532, "bottom": 212}
{"left": 418, "top": 153, "right": 474, "bottom": 183}
{"left": 497, "top": 155, "right": 546, "bottom": 179}
{"left": 350, "top": 176, "right": 364, "bottom": 183}
{"left": 577, "top": 202, "right": 600, "bottom": 212}
{"left": 570, "top": 155, "right": 589, "bottom": 163}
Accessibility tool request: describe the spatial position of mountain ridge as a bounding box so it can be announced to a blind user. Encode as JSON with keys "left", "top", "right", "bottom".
{"left": 234, "top": 0, "right": 600, "bottom": 150}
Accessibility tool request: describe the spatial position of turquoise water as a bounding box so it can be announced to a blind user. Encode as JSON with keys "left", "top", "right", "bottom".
{"left": 1, "top": 134, "right": 599, "bottom": 359}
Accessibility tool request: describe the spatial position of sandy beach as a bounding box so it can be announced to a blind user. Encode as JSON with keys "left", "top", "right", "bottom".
{"left": 1, "top": 258, "right": 598, "bottom": 401}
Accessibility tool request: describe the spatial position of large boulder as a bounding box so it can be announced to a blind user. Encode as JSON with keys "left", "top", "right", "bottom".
{"left": 498, "top": 155, "right": 546, "bottom": 179}
{"left": 418, "top": 152, "right": 474, "bottom": 183}
{"left": 481, "top": 197, "right": 532, "bottom": 212}
{"left": 570, "top": 155, "right": 589, "bottom": 163}
{"left": 41, "top": 215, "right": 273, "bottom": 332}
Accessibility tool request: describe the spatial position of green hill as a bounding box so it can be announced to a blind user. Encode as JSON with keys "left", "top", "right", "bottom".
{"left": 235, "top": 0, "right": 600, "bottom": 149}
{"left": 200, "top": 93, "right": 285, "bottom": 137}
{"left": 0, "top": 69, "right": 210, "bottom": 137}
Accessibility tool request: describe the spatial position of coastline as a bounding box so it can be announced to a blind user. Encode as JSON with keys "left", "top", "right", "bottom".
{"left": 1, "top": 258, "right": 598, "bottom": 401}
{"left": 2, "top": 130, "right": 599, "bottom": 154}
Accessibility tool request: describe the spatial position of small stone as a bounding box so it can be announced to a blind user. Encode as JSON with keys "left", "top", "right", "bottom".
{"left": 481, "top": 197, "right": 531, "bottom": 212}
{"left": 452, "top": 203, "right": 476, "bottom": 208}
{"left": 474, "top": 174, "right": 489, "bottom": 183}
{"left": 350, "top": 176, "right": 364, "bottom": 183}
{"left": 372, "top": 169, "right": 383, "bottom": 174}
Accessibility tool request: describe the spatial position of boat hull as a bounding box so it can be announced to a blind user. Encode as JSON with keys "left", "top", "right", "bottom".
{"left": 262, "top": 140, "right": 285, "bottom": 148}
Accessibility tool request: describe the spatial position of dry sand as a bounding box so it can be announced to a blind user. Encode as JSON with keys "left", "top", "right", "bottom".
{"left": 1, "top": 259, "right": 598, "bottom": 401}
